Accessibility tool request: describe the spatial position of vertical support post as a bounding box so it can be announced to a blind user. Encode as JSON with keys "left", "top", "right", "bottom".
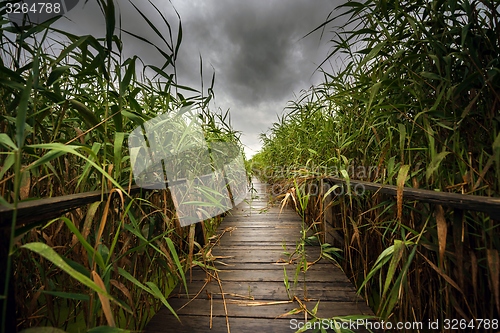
{"left": 453, "top": 208, "right": 465, "bottom": 291}
{"left": 0, "top": 228, "right": 16, "bottom": 333}
{"left": 194, "top": 220, "right": 206, "bottom": 247}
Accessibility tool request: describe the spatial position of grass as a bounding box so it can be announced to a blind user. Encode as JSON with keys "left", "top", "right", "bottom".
{"left": 251, "top": 0, "right": 500, "bottom": 329}
{"left": 0, "top": 1, "right": 245, "bottom": 332}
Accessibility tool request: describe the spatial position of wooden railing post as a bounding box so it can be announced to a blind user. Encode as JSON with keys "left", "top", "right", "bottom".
{"left": 453, "top": 208, "right": 465, "bottom": 291}
{"left": 195, "top": 221, "right": 206, "bottom": 247}
{"left": 0, "top": 229, "right": 16, "bottom": 333}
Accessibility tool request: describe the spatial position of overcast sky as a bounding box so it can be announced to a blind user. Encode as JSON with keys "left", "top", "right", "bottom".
{"left": 56, "top": 0, "right": 343, "bottom": 158}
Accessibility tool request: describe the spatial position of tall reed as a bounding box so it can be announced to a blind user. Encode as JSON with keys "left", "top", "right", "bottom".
{"left": 252, "top": 0, "right": 500, "bottom": 329}
{"left": 0, "top": 1, "right": 244, "bottom": 331}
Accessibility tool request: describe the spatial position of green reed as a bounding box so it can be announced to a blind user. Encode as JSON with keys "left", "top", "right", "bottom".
{"left": 0, "top": 1, "right": 244, "bottom": 332}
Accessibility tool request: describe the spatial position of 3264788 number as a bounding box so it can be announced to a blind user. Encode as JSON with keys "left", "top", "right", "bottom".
{"left": 6, "top": 2, "right": 62, "bottom": 14}
{"left": 443, "top": 319, "right": 499, "bottom": 330}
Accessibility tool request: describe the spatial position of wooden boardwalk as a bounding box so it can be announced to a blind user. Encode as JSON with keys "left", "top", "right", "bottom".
{"left": 145, "top": 181, "right": 374, "bottom": 332}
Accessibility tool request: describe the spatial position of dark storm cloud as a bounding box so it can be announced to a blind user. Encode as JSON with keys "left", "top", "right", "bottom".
{"left": 173, "top": 0, "right": 338, "bottom": 106}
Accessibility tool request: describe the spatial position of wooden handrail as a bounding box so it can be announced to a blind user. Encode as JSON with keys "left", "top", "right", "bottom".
{"left": 0, "top": 179, "right": 187, "bottom": 229}
{"left": 323, "top": 177, "right": 500, "bottom": 215}
{"left": 0, "top": 185, "right": 140, "bottom": 228}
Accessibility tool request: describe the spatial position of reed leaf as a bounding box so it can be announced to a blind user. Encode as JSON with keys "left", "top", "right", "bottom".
{"left": 117, "top": 268, "right": 179, "bottom": 321}
{"left": 60, "top": 217, "right": 105, "bottom": 269}
{"left": 21, "top": 243, "right": 116, "bottom": 303}
{"left": 165, "top": 237, "right": 188, "bottom": 297}
{"left": 396, "top": 165, "right": 409, "bottom": 221}
{"left": 92, "top": 270, "right": 116, "bottom": 327}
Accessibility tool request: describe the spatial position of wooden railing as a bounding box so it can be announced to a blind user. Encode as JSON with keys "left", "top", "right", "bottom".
{"left": 323, "top": 177, "right": 500, "bottom": 215}
{"left": 303, "top": 177, "right": 500, "bottom": 245}
{"left": 0, "top": 179, "right": 191, "bottom": 229}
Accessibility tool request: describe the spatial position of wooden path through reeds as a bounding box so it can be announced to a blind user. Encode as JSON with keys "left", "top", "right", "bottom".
{"left": 145, "top": 181, "right": 374, "bottom": 332}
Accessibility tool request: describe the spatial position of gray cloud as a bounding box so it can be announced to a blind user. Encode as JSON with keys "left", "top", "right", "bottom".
{"left": 52, "top": 0, "right": 344, "bottom": 157}
{"left": 175, "top": 0, "right": 337, "bottom": 105}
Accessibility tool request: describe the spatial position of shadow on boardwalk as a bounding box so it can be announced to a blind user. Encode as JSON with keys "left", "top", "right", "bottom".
{"left": 145, "top": 181, "right": 376, "bottom": 333}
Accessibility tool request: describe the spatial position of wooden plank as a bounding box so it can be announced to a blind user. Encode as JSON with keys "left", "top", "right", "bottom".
{"left": 218, "top": 225, "right": 299, "bottom": 230}
{"left": 211, "top": 244, "right": 320, "bottom": 250}
{"left": 217, "top": 224, "right": 301, "bottom": 229}
{"left": 216, "top": 233, "right": 302, "bottom": 240}
{"left": 222, "top": 219, "right": 301, "bottom": 223}
{"left": 171, "top": 281, "right": 364, "bottom": 302}
{"left": 217, "top": 235, "right": 302, "bottom": 244}
{"left": 212, "top": 246, "right": 321, "bottom": 256}
{"left": 212, "top": 243, "right": 300, "bottom": 247}
{"left": 208, "top": 246, "right": 326, "bottom": 255}
{"left": 187, "top": 268, "right": 352, "bottom": 283}
{"left": 211, "top": 241, "right": 299, "bottom": 247}
{"left": 223, "top": 214, "right": 301, "bottom": 220}
{"left": 218, "top": 227, "right": 301, "bottom": 232}
{"left": 199, "top": 261, "right": 341, "bottom": 269}
{"left": 207, "top": 250, "right": 323, "bottom": 264}
{"left": 164, "top": 298, "right": 373, "bottom": 318}
{"left": 194, "top": 262, "right": 332, "bottom": 271}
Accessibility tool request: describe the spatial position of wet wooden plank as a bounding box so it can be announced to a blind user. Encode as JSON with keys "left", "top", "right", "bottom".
{"left": 162, "top": 298, "right": 373, "bottom": 319}
{"left": 187, "top": 268, "right": 351, "bottom": 283}
{"left": 222, "top": 215, "right": 301, "bottom": 221}
{"left": 170, "top": 281, "right": 363, "bottom": 301}
{"left": 217, "top": 228, "right": 302, "bottom": 235}
{"left": 193, "top": 262, "right": 327, "bottom": 271}
{"left": 218, "top": 222, "right": 301, "bottom": 227}
{"left": 206, "top": 252, "right": 324, "bottom": 264}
